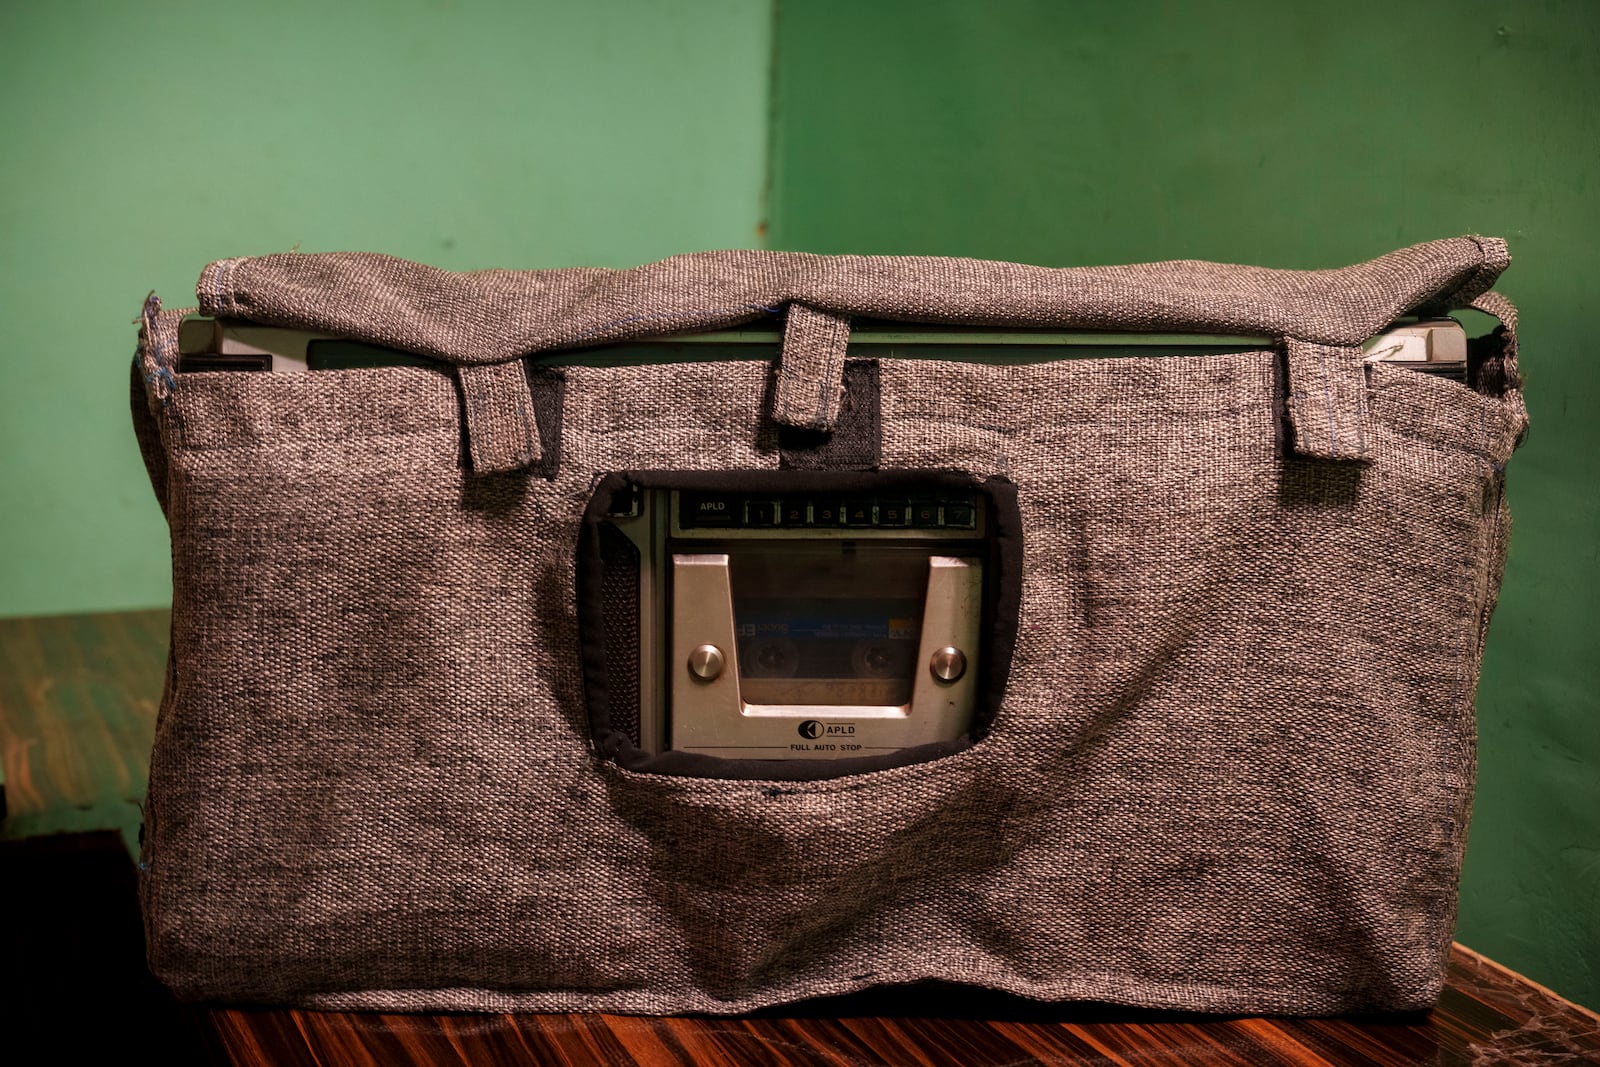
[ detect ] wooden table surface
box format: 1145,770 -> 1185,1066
3,609 -> 1596,1066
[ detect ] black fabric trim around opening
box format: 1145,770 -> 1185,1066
576,469 -> 1023,781
778,359 -> 880,471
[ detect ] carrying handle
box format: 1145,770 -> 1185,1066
193,238 -> 1510,363
163,237 -> 1523,469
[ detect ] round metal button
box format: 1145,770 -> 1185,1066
929,646 -> 966,683
688,644 -> 725,681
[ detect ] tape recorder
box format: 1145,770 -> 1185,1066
580,473 -> 1015,766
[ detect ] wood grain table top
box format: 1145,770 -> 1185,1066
3,609 -> 1596,1065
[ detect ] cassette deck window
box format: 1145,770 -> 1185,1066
578,471 -> 1024,781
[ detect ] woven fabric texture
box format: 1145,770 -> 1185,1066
775,304 -> 851,431
458,360 -> 542,472
135,238 -> 1525,1016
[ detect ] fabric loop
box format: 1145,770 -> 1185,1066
136,238 -> 1530,1015
1465,290 -> 1527,452
1469,290 -> 1520,373
775,305 -> 850,432
457,360 -> 542,473
1284,339 -> 1372,461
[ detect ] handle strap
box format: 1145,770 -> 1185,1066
468,302 -> 854,471
1283,340 -> 1369,460
195,238 -> 1507,358
774,305 -> 851,433
459,362 -> 543,471
145,240 -> 1521,470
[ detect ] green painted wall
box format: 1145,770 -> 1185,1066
770,0 -> 1599,1008
0,0 -> 771,617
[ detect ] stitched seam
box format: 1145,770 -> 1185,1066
1319,344 -> 1340,457
778,307 -> 802,425
813,317 -> 846,429
462,361 -> 541,468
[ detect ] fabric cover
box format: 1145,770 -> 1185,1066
133,237 -> 1525,1014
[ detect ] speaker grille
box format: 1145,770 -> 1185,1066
598,523 -> 641,748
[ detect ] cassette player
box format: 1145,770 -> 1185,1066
579,472 -> 1022,773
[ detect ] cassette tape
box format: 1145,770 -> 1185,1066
579,473 -> 1021,768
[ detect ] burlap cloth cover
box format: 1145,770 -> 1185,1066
131,237 -> 1526,1014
